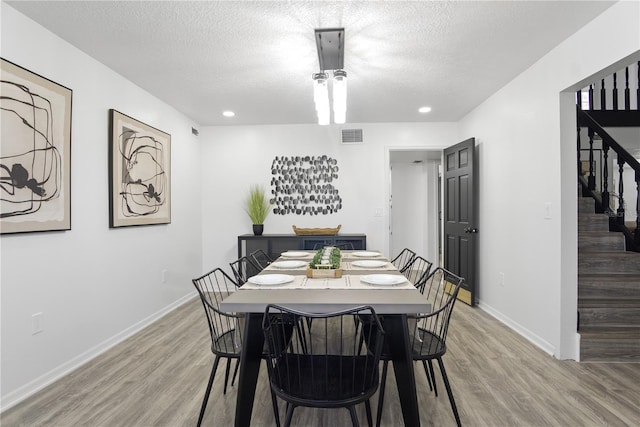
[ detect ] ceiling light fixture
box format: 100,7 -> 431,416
313,28 -> 347,125
222,110 -> 235,117
418,106 -> 432,114
312,72 -> 330,126
333,69 -> 347,124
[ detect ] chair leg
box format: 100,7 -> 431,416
231,358 -> 240,386
283,403 -> 296,427
436,357 -> 461,427
348,406 -> 360,427
197,355 -> 220,427
421,360 -> 434,392
427,359 -> 438,397
375,360 -> 389,427
270,388 -> 281,427
223,357 -> 232,394
365,399 -> 373,427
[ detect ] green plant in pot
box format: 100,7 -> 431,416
246,185 -> 271,235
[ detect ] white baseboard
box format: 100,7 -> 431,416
477,299 -> 557,357
0,292 -> 198,412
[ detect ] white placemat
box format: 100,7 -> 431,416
240,275 -> 415,290
278,251 -> 314,259
343,261 -> 396,271
342,253 -> 390,262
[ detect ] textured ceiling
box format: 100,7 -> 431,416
7,1 -> 615,126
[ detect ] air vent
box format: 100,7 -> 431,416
191,127 -> 199,136
341,128 -> 363,144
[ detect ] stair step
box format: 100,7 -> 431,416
578,231 -> 626,252
580,327 -> 640,362
579,303 -> 640,328
579,274 -> 640,299
579,252 -> 640,274
578,197 -> 596,214
578,214 -> 609,232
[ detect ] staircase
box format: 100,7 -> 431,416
578,197 -> 640,362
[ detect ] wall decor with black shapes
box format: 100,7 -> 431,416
271,155 -> 342,215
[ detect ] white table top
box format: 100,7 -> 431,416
222,250 -> 429,314
220,288 -> 429,314
221,269 -> 429,314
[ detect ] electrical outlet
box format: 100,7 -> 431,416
544,202 -> 552,219
32,312 -> 44,335
161,269 -> 168,283
499,272 -> 505,287
374,207 -> 383,217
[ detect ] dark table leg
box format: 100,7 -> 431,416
385,314 -> 421,427
235,312 -> 263,427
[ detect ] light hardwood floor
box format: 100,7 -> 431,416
2,297 -> 639,426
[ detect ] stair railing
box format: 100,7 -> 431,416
577,109 -> 640,251
576,61 -> 640,252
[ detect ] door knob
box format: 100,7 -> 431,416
464,227 -> 478,234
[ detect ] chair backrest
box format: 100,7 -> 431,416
402,255 -> 433,288
229,256 -> 261,285
391,248 -> 416,272
250,249 -> 273,270
192,267 -> 243,356
409,267 -> 464,355
262,304 -> 385,407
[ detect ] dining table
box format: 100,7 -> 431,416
220,250 -> 430,427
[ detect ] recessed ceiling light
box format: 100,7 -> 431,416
222,111 -> 235,117
418,106 -> 432,114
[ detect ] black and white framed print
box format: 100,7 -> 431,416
1,58 -> 72,234
109,109 -> 171,227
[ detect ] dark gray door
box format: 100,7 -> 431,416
443,138 -> 477,306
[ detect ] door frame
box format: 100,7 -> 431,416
385,146 -> 444,264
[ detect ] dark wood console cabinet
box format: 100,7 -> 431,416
237,234 -> 367,259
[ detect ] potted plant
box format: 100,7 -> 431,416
246,185 -> 271,235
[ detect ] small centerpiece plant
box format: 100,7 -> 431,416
307,246 -> 342,277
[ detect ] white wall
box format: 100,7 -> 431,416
391,162 -> 427,257
459,1 -> 640,359
389,159 -> 440,264
200,123 -> 458,274
1,4 -> 202,408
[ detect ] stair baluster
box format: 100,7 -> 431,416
588,84 -> 594,110
624,67 -> 630,111
617,158 -> 625,226
612,72 -> 618,111
600,78 -> 606,110
576,119 -> 582,171
588,128 -> 596,191
602,142 -> 610,212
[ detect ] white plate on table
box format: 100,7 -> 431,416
360,274 -> 406,286
352,260 -> 387,268
352,251 -> 381,258
271,260 -> 307,269
280,251 -> 309,258
247,274 -> 294,286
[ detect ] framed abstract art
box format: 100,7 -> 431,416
1,58 -> 72,234
108,109 -> 171,227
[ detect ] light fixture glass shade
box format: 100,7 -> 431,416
313,72 -> 330,125
333,70 -> 347,124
